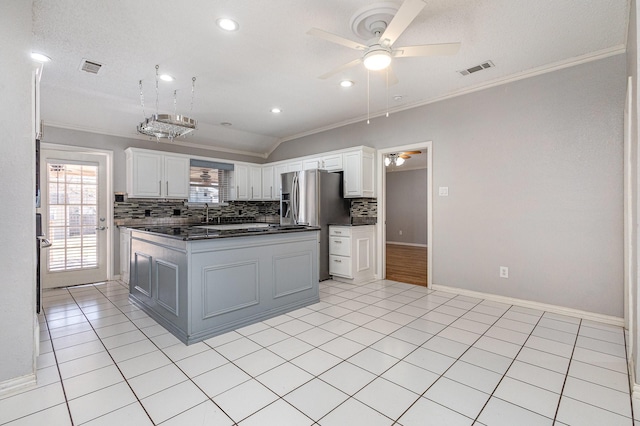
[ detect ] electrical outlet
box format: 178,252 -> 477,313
399,230 -> 403,235
499,266 -> 509,279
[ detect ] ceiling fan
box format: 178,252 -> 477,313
307,0 -> 460,81
385,150 -> 421,166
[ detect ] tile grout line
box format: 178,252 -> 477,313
40,287 -> 75,426
550,318 -> 581,424
61,282 -> 157,425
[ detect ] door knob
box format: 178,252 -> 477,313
96,226 -> 107,231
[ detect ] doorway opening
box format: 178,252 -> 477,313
376,142 -> 433,287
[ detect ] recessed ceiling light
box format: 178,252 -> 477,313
220,122 -> 232,126
340,80 -> 354,88
159,74 -> 174,82
31,52 -> 51,63
216,18 -> 239,31
271,108 -> 282,114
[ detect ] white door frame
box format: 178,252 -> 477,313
624,76 -> 634,354
376,141 -> 433,287
40,143 -> 114,282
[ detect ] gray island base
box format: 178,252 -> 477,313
129,229 -> 320,345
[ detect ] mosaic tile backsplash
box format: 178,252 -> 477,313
114,198 -> 376,225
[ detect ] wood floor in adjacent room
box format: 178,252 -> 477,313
385,243 -> 428,286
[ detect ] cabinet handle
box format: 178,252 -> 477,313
335,231 -> 342,234
237,186 -> 239,198
270,186 -> 273,199
166,181 -> 169,195
334,259 -> 342,263
159,180 -> 162,195
334,240 -> 342,244
251,187 -> 254,198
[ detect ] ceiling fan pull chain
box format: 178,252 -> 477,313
367,70 -> 370,124
173,90 -> 177,116
386,69 -> 389,117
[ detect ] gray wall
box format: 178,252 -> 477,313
386,169 -> 427,245
0,0 -> 36,384
270,54 -> 626,317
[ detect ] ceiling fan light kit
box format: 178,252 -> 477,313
363,48 -> 392,70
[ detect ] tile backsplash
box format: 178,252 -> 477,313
114,197 -> 376,226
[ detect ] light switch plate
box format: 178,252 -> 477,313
439,187 -> 449,196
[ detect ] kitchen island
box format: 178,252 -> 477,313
128,224 -> 320,344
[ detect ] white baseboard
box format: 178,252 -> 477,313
386,241 -> 428,248
430,284 -> 624,326
0,373 -> 36,398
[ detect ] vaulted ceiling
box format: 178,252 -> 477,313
32,0 -> 629,158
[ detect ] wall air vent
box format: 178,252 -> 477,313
458,60 -> 494,76
79,59 -> 103,74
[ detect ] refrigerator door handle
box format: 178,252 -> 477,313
292,173 -> 299,224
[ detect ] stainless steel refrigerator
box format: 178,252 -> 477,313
281,169 -> 350,281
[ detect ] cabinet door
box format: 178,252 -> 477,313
129,151 -> 163,197
164,156 -> 190,198
262,166 -> 275,200
321,154 -> 343,171
250,166 -> 262,199
274,164 -> 288,199
288,161 -> 303,172
120,229 -> 131,284
234,164 -> 250,200
303,158 -> 322,170
361,150 -> 375,197
343,151 -> 361,198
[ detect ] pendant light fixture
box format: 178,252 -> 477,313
137,65 -> 197,141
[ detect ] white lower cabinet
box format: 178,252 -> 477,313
329,225 -> 375,283
119,227 -> 131,284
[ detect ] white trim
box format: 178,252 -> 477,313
377,141 -> 433,288
624,76 -> 634,356
386,241 -> 427,248
44,121 -> 268,159
431,284 -> 624,326
266,46 -> 625,157
0,374 -> 36,398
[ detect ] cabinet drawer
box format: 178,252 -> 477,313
329,237 -> 350,256
329,255 -> 352,278
329,227 -> 351,237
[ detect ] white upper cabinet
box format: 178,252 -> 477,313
321,153 -> 343,171
274,163 -> 289,199
302,154 -> 343,171
262,165 -> 275,200
125,148 -> 189,199
288,161 -> 303,172
232,163 -> 263,200
343,147 -> 375,198
250,166 -> 262,199
303,158 -> 322,170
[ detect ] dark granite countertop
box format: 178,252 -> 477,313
128,224 -> 320,241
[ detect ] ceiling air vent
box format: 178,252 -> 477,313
79,59 -> 103,74
458,60 -> 494,76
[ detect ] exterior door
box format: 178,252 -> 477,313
40,149 -> 109,288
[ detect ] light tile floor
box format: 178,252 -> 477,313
1,279 -> 636,425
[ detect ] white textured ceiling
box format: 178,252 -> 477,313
32,0 -> 629,158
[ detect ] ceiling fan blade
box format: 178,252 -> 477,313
307,28 -> 368,51
318,58 -> 362,80
402,150 -> 422,155
399,154 -> 411,159
379,0 -> 426,47
393,43 -> 461,58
